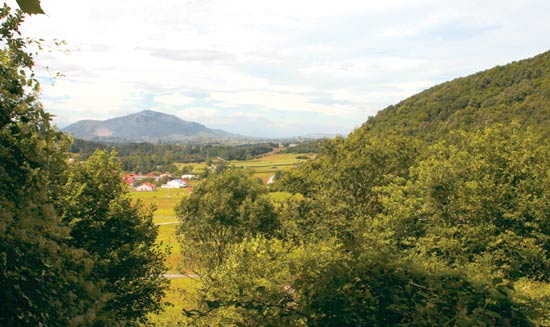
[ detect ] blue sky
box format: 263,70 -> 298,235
10,0 -> 550,137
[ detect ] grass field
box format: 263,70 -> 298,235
229,153 -> 313,183
131,188 -> 185,273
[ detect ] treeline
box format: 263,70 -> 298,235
282,139 -> 323,153
70,139 -> 276,172
1,8 -> 166,326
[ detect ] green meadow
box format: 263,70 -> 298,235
229,152 -> 314,182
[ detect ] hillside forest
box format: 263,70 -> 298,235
2,4 -> 550,327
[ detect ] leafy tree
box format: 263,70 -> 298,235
277,133 -> 420,248
60,150 -> 168,326
188,238 -> 532,327
176,169 -> 279,273
0,6 -> 101,326
375,125 -> 550,281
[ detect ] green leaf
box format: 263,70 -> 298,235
16,0 -> 45,15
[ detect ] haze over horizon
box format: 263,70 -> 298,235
9,0 -> 550,137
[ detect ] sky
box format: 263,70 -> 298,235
7,0 -> 550,137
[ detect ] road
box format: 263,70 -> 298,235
163,273 -> 199,279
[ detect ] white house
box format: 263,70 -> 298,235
135,182 -> 156,192
161,179 -> 188,189
181,174 -> 199,179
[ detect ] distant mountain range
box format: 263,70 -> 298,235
62,110 -> 243,143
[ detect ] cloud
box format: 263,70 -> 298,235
140,48 -> 235,63
176,107 -> 221,124
154,93 -> 196,107
13,0 -> 550,136
210,90 -> 366,119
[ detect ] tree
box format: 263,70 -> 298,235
0,6 -> 101,326
375,125 -> 550,281
187,238 -> 532,327
60,150 -> 168,326
277,133 -> 420,249
176,169 -> 279,273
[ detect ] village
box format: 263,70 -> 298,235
123,172 -> 199,192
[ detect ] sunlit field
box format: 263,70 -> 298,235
131,187 -> 188,219
229,153 -> 314,183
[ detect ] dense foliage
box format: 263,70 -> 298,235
60,150 -> 168,325
282,139 -> 322,154
0,6 -> 166,326
176,169 -> 278,273
363,51 -> 550,142
0,7 -> 101,326
177,51 -> 550,326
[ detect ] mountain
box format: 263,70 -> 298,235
63,110 -> 243,143
361,51 -> 550,141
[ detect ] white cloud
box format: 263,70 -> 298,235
176,107 -> 221,124
210,90 -> 365,119
154,93 -> 195,107
7,0 -> 549,136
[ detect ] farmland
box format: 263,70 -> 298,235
229,152 -> 313,182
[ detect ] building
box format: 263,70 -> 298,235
161,179 -> 188,189
135,182 -> 157,192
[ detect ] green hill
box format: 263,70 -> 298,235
362,51 -> 550,141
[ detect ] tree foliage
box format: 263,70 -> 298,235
188,238 -> 532,327
176,169 -> 279,273
0,6 -> 100,326
0,7 -> 168,325
362,51 -> 550,142
182,125 -> 549,324
374,125 -> 550,281
60,150 -> 168,325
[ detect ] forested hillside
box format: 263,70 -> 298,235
176,52 -> 550,325
363,51 -> 550,141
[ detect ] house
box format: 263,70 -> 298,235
161,179 -> 187,189
135,182 -> 157,192
181,174 -> 199,179
124,177 -> 136,187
